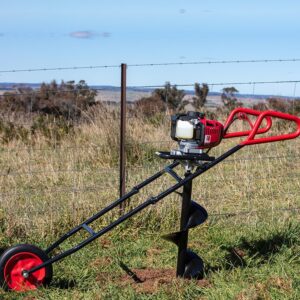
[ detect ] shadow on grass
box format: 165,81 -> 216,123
206,224 -> 299,273
51,278 -> 77,289
238,233 -> 293,262
205,247 -> 246,273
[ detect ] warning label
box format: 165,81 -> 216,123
204,135 -> 211,144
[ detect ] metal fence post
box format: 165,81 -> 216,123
119,63 -> 127,210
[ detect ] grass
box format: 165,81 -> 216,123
0,219 -> 299,299
0,107 -> 299,299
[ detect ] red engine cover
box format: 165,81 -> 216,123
200,118 -> 224,148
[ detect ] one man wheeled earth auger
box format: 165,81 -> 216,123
0,107 -> 299,291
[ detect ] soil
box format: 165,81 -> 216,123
119,268 -> 211,294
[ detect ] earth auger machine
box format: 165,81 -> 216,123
0,107 -> 299,291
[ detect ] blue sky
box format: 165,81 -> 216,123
1,0 -> 300,95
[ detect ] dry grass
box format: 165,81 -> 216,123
0,107 -> 299,243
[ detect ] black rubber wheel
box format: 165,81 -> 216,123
0,244 -> 53,291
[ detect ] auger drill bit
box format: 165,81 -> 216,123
163,172 -> 208,279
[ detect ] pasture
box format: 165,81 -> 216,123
0,108 -> 299,299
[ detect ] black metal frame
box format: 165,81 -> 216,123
25,144 -> 243,276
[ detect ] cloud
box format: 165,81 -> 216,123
100,32 -> 111,38
70,31 -> 95,39
69,31 -> 111,39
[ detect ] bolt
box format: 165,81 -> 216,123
22,270 -> 29,278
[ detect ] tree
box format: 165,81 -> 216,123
152,82 -> 185,110
0,80 -> 97,119
134,96 -> 165,116
221,86 -> 241,109
192,83 -> 209,109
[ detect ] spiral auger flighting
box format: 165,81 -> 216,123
163,171 -> 208,279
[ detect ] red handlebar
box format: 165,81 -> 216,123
223,107 -> 300,146
223,108 -> 273,138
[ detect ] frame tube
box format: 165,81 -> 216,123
46,161 -> 180,253
28,145 -> 243,275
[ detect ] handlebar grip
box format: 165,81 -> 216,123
240,110 -> 300,145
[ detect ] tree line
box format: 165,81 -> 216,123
0,80 -> 299,119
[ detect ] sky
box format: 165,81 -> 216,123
1,0 -> 300,96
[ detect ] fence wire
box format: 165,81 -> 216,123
1,80 -> 300,98
210,206 -> 300,218
0,154 -> 299,177
1,58 -> 300,73
129,80 -> 300,89
0,170 -> 298,200
5,197 -> 300,221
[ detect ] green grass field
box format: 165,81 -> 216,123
0,109 -> 299,299
0,219 -> 299,299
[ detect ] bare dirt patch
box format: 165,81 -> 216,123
267,276 -> 292,292
119,268 -> 211,293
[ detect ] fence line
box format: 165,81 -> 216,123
1,141 -> 173,154
198,172 -> 300,182
1,58 -> 300,73
127,58 -> 300,67
2,80 -> 300,99
0,167 -> 119,177
0,154 -> 299,177
0,172 -> 299,199
210,206 -> 300,218
0,163 -> 168,177
0,184 -> 114,199
0,65 -> 120,73
222,154 -> 300,163
0,115 -> 143,127
0,116 -> 144,127
129,80 -> 300,89
0,140 -> 299,157
6,198 -> 300,220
